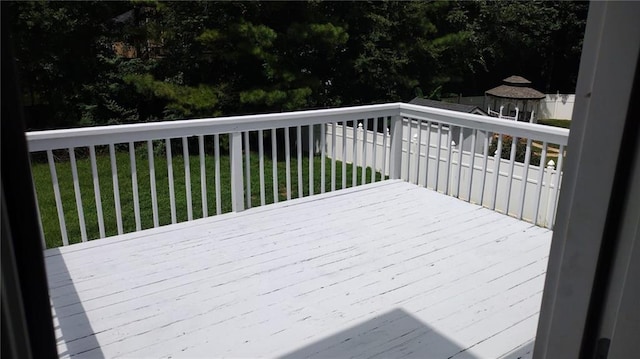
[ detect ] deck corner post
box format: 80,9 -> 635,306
230,131 -> 245,212
389,115 -> 404,180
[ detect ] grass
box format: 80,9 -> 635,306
32,147 -> 384,248
537,119 -> 571,129
533,119 -> 571,163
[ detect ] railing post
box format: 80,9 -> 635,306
230,132 -> 245,212
389,115 -> 403,180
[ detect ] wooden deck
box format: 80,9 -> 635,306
45,180 -> 552,358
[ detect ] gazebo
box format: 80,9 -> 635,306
485,75 -> 545,123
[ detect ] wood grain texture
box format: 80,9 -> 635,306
46,180 -> 552,358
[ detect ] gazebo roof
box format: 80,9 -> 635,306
485,75 -> 545,100
502,75 -> 532,85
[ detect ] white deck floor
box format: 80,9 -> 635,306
45,180 -> 552,359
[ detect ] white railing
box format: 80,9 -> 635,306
328,104 -> 568,227
26,103 -> 569,247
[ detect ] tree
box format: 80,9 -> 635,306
447,1 -> 588,94
8,1 -> 132,128
330,1 -> 474,104
9,1 -> 587,128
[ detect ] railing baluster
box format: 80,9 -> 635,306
32,180 -> 46,248
382,118 -> 388,179
342,122 -> 347,189
505,136 -> 519,215
435,123 -> 442,192
444,126 -> 453,195
491,135 -> 503,210
147,140 -> 159,227
297,126 -> 303,197
321,124 -> 326,193
361,119 -> 368,185
244,131 -> 251,208
109,143 -> 123,235
129,142 -> 141,231
258,130 -> 265,206
550,145 -> 565,229
230,132 -> 245,212
533,141 -> 548,225
424,121 -> 432,188
371,117 -> 378,183
456,127 -> 464,198
68,147 -> 87,242
89,145 -> 106,237
352,120 -> 358,187
285,127 -> 291,200
331,123 -> 337,192
518,138 -> 533,220
479,132 -> 489,206
165,139 -> 177,224
182,137 -> 193,221
414,120 -> 422,185
466,130 -> 478,202
214,134 -> 222,214
406,118 -> 412,181
198,135 -> 208,217
47,150 -> 68,246
271,129 -> 278,203
308,125 -> 314,195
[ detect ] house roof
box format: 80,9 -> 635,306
485,75 -> 546,100
408,97 -> 487,115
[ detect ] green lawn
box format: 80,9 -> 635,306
32,148 -> 384,248
537,119 -> 571,129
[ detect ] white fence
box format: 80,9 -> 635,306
446,94 -> 576,120
326,121 -> 563,227
539,93 -> 575,120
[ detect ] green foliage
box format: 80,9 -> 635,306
239,88 -> 313,111
537,119 -> 571,129
124,74 -> 223,118
448,1 -> 588,93
77,55 -> 153,126
240,89 -> 287,107
489,135 -> 542,167
196,29 -> 222,44
9,1 -> 587,127
236,21 -> 277,58
332,1 -> 475,104
8,1 -> 130,128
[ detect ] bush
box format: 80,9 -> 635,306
489,135 -> 541,166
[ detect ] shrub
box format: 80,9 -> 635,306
489,135 -> 542,166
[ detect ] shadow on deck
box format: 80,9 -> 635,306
279,308 -> 476,359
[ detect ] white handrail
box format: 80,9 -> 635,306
399,104 -> 569,146
26,103 -> 400,151
26,103 -> 569,151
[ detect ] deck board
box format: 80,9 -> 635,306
46,180 -> 552,358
